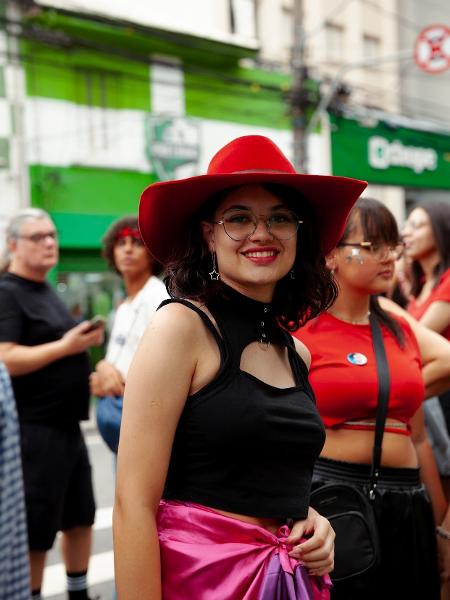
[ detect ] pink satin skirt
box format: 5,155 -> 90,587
157,500 -> 331,600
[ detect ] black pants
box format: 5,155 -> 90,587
312,457 -> 440,600
20,422 -> 96,551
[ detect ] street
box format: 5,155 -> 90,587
43,416 -> 116,600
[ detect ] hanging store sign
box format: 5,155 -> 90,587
145,116 -> 201,181
330,115 -> 450,189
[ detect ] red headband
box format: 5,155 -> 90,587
115,227 -> 141,241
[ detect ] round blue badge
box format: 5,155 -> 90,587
347,352 -> 368,366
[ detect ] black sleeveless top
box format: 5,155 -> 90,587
162,286 -> 326,520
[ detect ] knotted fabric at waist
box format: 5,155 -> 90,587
157,500 -> 331,600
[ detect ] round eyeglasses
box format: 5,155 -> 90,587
338,241 -> 405,261
211,208 -> 302,241
18,231 -> 58,245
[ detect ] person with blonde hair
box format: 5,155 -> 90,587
0,208 -> 103,600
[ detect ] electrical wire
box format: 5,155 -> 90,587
358,0 -> 424,32
3,43 -> 449,142
0,51 -> 287,102
2,5 -> 450,138
417,0 -> 450,12
304,0 -> 355,39
0,19 -> 292,97
14,6 -> 258,59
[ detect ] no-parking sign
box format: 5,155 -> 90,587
414,24 -> 450,73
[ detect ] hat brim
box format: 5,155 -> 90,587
139,172 -> 367,263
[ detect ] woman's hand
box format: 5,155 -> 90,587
89,372 -> 104,396
286,506 -> 335,576
94,359 -> 125,396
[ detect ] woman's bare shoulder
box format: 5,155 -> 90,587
148,300 -> 206,335
292,336 -> 311,370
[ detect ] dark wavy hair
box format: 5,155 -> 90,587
409,201 -> 450,297
164,183 -> 338,331
341,197 -> 404,346
102,215 -> 164,276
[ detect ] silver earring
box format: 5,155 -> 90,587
209,252 -> 220,280
289,269 -> 296,280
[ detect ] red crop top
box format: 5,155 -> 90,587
294,312 -> 424,435
408,268 -> 450,341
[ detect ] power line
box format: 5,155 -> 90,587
341,86 -> 450,130
337,65 -> 450,114
0,15 -> 286,93
0,46 -> 288,99
304,0 -> 355,39
418,0 -> 450,12
3,5 -> 450,139
358,0 -> 423,32
342,75 -> 450,114
12,5 -> 257,59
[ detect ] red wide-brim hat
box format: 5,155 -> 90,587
139,135 -> 367,263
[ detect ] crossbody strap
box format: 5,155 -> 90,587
369,313 -> 391,501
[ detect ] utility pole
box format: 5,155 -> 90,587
291,0 -> 308,173
305,48 -> 414,136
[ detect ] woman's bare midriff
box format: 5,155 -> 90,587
322,420 -> 418,468
212,508 -> 285,534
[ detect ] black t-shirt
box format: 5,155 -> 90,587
0,272 -> 91,425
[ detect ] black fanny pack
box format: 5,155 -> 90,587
310,314 -> 390,582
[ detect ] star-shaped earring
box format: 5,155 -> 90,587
209,251 -> 220,280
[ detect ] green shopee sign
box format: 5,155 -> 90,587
331,115 -> 450,189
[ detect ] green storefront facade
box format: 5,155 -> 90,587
20,8 -> 293,280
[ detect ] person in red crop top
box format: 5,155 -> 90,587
403,202 -> 450,443
295,198 -> 450,600
113,135 -> 367,600
403,201 -> 450,341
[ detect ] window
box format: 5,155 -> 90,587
325,23 -> 344,63
363,34 -> 380,62
230,0 -> 256,38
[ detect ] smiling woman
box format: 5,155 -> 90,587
403,201 -> 450,342
113,135 -> 367,600
202,185 -> 299,298
403,202 -> 450,489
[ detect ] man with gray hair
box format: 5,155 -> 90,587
0,208 -> 103,600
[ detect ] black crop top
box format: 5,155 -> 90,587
161,286 -> 326,520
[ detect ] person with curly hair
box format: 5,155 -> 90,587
113,135 -> 367,600
90,216 -> 168,454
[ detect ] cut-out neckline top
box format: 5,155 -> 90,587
160,284 -> 326,520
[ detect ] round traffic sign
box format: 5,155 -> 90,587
414,24 -> 450,73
